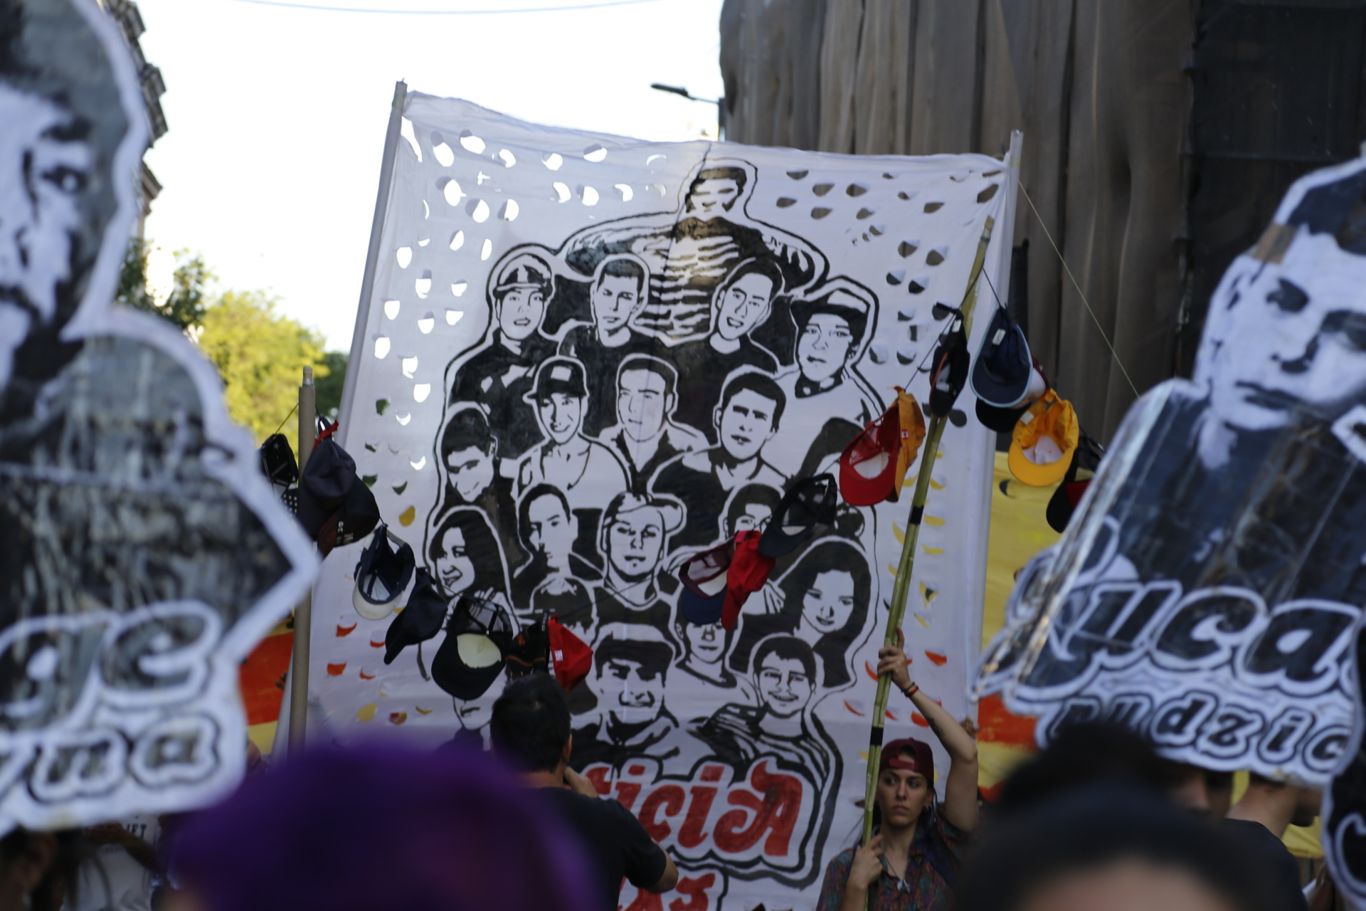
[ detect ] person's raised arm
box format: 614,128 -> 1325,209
877,636 -> 979,832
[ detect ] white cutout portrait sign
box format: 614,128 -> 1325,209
319,93 -> 1015,908
0,0 -> 315,832
976,157 -> 1366,906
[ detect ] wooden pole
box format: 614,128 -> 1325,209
861,216 -> 996,845
288,366 -> 317,754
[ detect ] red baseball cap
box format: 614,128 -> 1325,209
547,616 -> 592,692
839,389 -> 925,506
722,531 -> 775,630
880,737 -> 935,783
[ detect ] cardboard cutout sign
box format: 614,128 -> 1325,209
0,0 -> 315,832
317,95 -> 1016,908
975,157 -> 1366,905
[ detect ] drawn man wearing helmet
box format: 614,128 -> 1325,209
448,247 -> 558,464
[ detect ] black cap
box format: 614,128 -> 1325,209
1046,437 -> 1103,533
383,570 -> 448,665
758,473 -> 837,558
971,308 -> 1033,407
258,433 -> 298,488
976,398 -> 1029,433
524,356 -> 588,402
353,526 -> 416,619
431,594 -> 515,700
297,438 -> 355,537
928,318 -> 969,418
504,619 -> 549,679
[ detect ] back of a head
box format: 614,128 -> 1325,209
171,742 -> 592,911
992,721 -> 1168,818
491,672 -> 571,773
958,784 -> 1279,911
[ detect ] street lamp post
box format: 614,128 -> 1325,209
650,82 -> 724,140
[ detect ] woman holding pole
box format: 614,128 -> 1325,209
816,634 -> 979,911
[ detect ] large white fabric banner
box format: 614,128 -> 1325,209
314,93 -> 1014,909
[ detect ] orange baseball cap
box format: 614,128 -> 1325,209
1008,389 -> 1079,487
839,389 -> 925,505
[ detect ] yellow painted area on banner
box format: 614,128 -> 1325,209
978,453 -> 1321,857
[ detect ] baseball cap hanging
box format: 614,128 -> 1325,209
298,438 -> 380,556
1046,435 -> 1104,533
431,593 -> 514,701
547,616 -> 593,692
928,316 -> 970,418
976,356 -> 1050,432
758,474 -> 837,558
383,569 -> 447,665
352,526 -> 416,621
839,390 -> 926,506
723,530 -> 776,630
678,539 -> 736,625
504,619 -> 549,679
971,308 -> 1035,407
1008,389 -> 1080,487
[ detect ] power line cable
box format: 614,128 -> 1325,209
230,0 -> 666,15
1017,182 -> 1140,400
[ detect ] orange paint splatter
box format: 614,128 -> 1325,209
912,712 -> 929,728
358,670 -> 376,681
884,710 -> 897,721
336,623 -> 357,637
864,661 -> 879,681
389,712 -> 408,725
370,638 -> 385,648
924,651 -> 948,666
844,699 -> 866,717
326,662 -> 347,676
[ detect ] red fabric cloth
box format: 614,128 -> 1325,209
722,531 -> 775,630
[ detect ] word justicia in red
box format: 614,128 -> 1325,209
585,759 -> 830,886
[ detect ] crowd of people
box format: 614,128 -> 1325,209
0,645 -> 1339,911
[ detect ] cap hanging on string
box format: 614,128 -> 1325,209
758,474 -> 837,558
1008,389 -> 1080,487
839,390 -> 925,505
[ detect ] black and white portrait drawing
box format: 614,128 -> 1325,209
0,0 -> 313,831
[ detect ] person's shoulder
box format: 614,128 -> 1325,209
824,844 -> 857,874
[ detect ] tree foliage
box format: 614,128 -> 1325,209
314,350 -> 349,423
116,240 -> 212,333
197,291 -> 330,451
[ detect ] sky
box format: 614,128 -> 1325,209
137,0 -> 726,352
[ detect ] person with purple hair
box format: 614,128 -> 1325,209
167,743 -> 597,911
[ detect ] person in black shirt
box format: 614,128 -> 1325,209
1225,774 -> 1320,911
490,674 -> 679,909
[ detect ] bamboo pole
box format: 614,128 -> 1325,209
288,367 -> 317,754
861,216 -> 995,844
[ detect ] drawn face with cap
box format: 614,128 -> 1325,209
435,526 -> 476,595
756,653 -> 813,719
715,272 -> 776,342
535,391 -> 584,446
685,175 -> 742,221
525,492 -> 576,570
1208,232 -> 1366,432
617,366 -> 671,443
592,272 -> 644,336
728,501 -> 774,537
797,312 -> 855,384
0,84 -> 94,389
601,656 -> 665,725
800,569 -> 857,637
453,670 -> 504,730
683,622 -> 729,667
444,444 -> 494,502
715,388 -> 779,462
496,286 -> 545,343
605,506 -> 666,584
